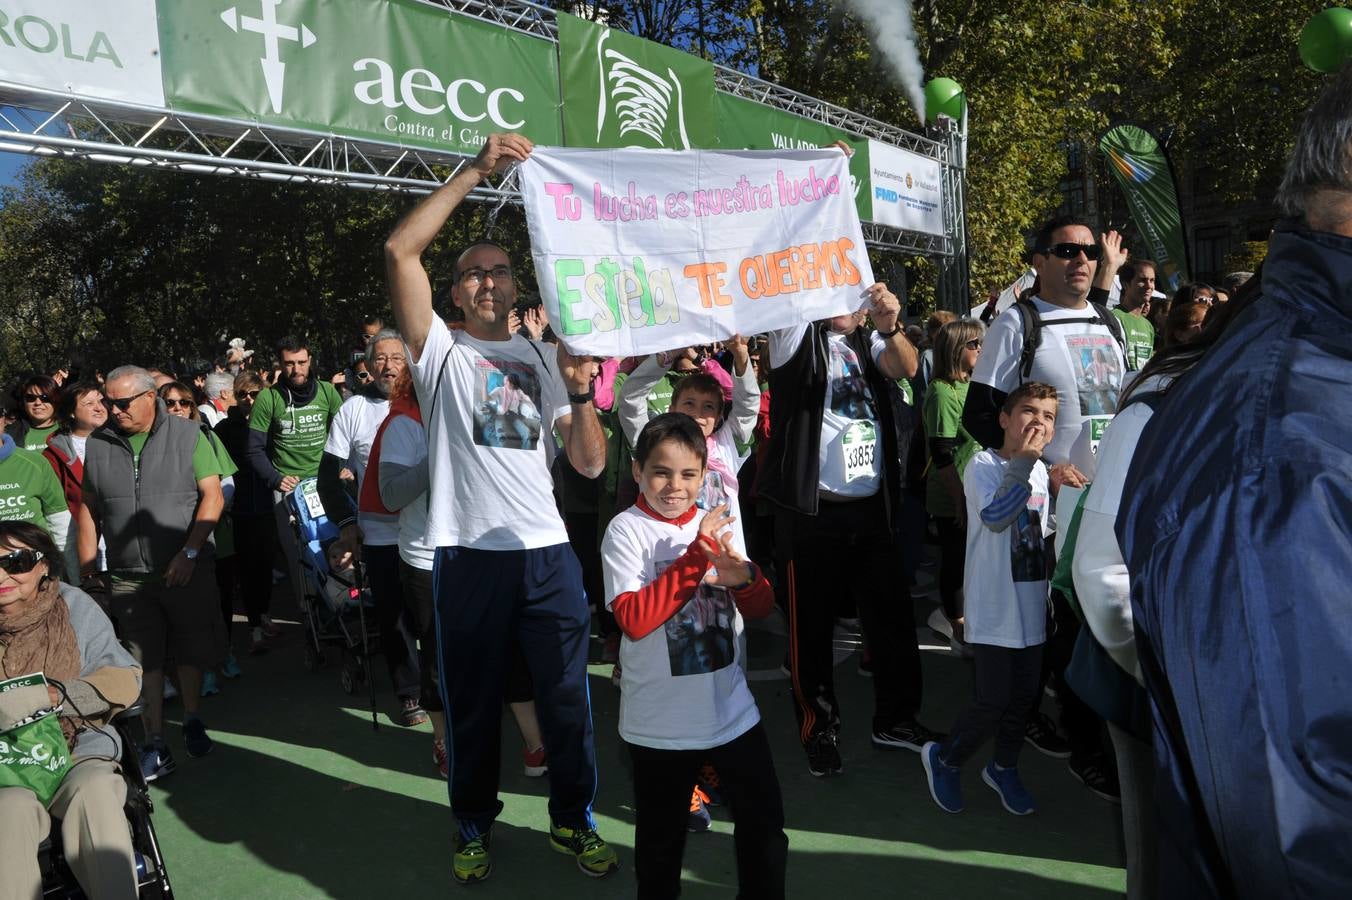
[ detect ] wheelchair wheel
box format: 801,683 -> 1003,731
303,642 -> 323,672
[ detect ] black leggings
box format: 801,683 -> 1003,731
933,516 -> 966,621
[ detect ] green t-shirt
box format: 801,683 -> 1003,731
19,424 -> 57,453
1112,308 -> 1156,371
248,382 -> 342,479
126,430 -> 232,482
0,446 -> 67,532
922,379 -> 980,519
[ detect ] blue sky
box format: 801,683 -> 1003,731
0,150 -> 29,188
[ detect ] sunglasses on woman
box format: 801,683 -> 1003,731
164,398 -> 195,409
23,393 -> 51,404
1038,242 -> 1103,261
243,390 -> 262,399
0,549 -> 44,574
965,338 -> 983,350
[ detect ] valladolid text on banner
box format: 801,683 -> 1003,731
520,147 -> 876,359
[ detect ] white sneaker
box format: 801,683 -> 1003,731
162,679 -> 179,701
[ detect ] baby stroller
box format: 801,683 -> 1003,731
287,479 -> 380,724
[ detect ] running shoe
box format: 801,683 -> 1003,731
687,786 -> 712,833
1025,712 -> 1071,759
523,745 -> 548,778
872,720 -> 947,752
220,653 -> 243,679
139,739 -> 176,783
161,679 -> 179,701
982,762 -> 1037,815
183,717 -> 213,759
806,730 -> 843,777
549,823 -> 619,877
920,742 -> 963,813
1069,754 -> 1122,803
400,697 -> 430,727
453,829 -> 492,884
199,671 -> 220,697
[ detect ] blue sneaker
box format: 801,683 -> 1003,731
221,653 -> 243,679
183,717 -> 213,759
982,762 -> 1037,815
921,742 -> 963,813
139,739 -> 176,783
200,671 -> 220,697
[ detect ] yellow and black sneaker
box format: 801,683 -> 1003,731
453,829 -> 492,884
548,822 -> 619,877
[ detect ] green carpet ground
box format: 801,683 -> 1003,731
145,579 -> 1127,899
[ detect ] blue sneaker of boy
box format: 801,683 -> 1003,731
921,741 -> 963,813
982,761 -> 1037,815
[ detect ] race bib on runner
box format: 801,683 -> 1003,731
841,420 -> 877,482
1088,415 -> 1112,455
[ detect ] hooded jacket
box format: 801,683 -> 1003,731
1117,225 -> 1352,898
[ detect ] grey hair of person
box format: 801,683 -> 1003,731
105,365 -> 156,394
366,327 -> 403,357
204,372 -> 234,399
1276,64 -> 1352,221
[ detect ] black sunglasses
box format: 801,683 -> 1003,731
0,549 -> 44,575
164,398 -> 195,409
104,389 -> 153,412
965,338 -> 983,350
23,393 -> 51,403
243,390 -> 262,400
1038,242 -> 1103,261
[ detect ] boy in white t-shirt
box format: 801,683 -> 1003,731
921,382 -> 1058,817
601,413 -> 786,899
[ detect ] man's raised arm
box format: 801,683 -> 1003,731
384,133 -> 534,361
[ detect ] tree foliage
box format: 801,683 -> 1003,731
0,0 -> 1333,386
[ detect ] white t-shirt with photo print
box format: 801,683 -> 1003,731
602,504 -> 760,750
768,324 -> 886,497
408,317 -> 570,550
971,296 -> 1127,478
962,449 -> 1053,649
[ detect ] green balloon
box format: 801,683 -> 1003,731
1299,7 -> 1352,74
923,78 -> 965,122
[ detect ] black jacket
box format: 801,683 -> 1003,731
758,323 -> 902,524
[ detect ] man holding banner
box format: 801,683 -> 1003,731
384,133 -> 617,885
760,297 -> 943,776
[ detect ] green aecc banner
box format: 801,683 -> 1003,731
715,93 -> 871,222
1099,124 -> 1190,291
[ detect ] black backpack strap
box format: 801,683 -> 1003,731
1014,297 -> 1044,383
1090,300 -> 1128,361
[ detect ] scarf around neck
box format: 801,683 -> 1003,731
0,577 -> 82,749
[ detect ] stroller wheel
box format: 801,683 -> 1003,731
340,660 -> 360,695
303,642 -> 323,672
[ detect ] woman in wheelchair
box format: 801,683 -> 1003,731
0,521 -> 143,900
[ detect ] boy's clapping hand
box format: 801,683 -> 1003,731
695,504 -> 753,587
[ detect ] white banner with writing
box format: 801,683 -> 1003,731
0,0 -> 164,107
520,147 -> 876,358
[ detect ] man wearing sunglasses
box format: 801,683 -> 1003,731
79,365 -> 232,779
962,215 -> 1129,803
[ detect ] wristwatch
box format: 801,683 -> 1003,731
567,387 -> 595,404
877,322 -> 904,338
182,547 -> 199,561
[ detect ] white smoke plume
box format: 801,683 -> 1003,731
838,0 -> 927,123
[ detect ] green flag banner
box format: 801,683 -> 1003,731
1099,124 -> 1189,291
715,93 -> 871,221
156,0 -> 562,156
556,12 -> 716,150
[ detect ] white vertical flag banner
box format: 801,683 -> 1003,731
520,147 -> 876,358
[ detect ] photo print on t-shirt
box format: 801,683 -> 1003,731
697,468 -> 727,512
828,340 -> 877,421
1010,498 -> 1046,583
472,357 -> 544,451
654,553 -> 737,677
1064,333 -> 1123,415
